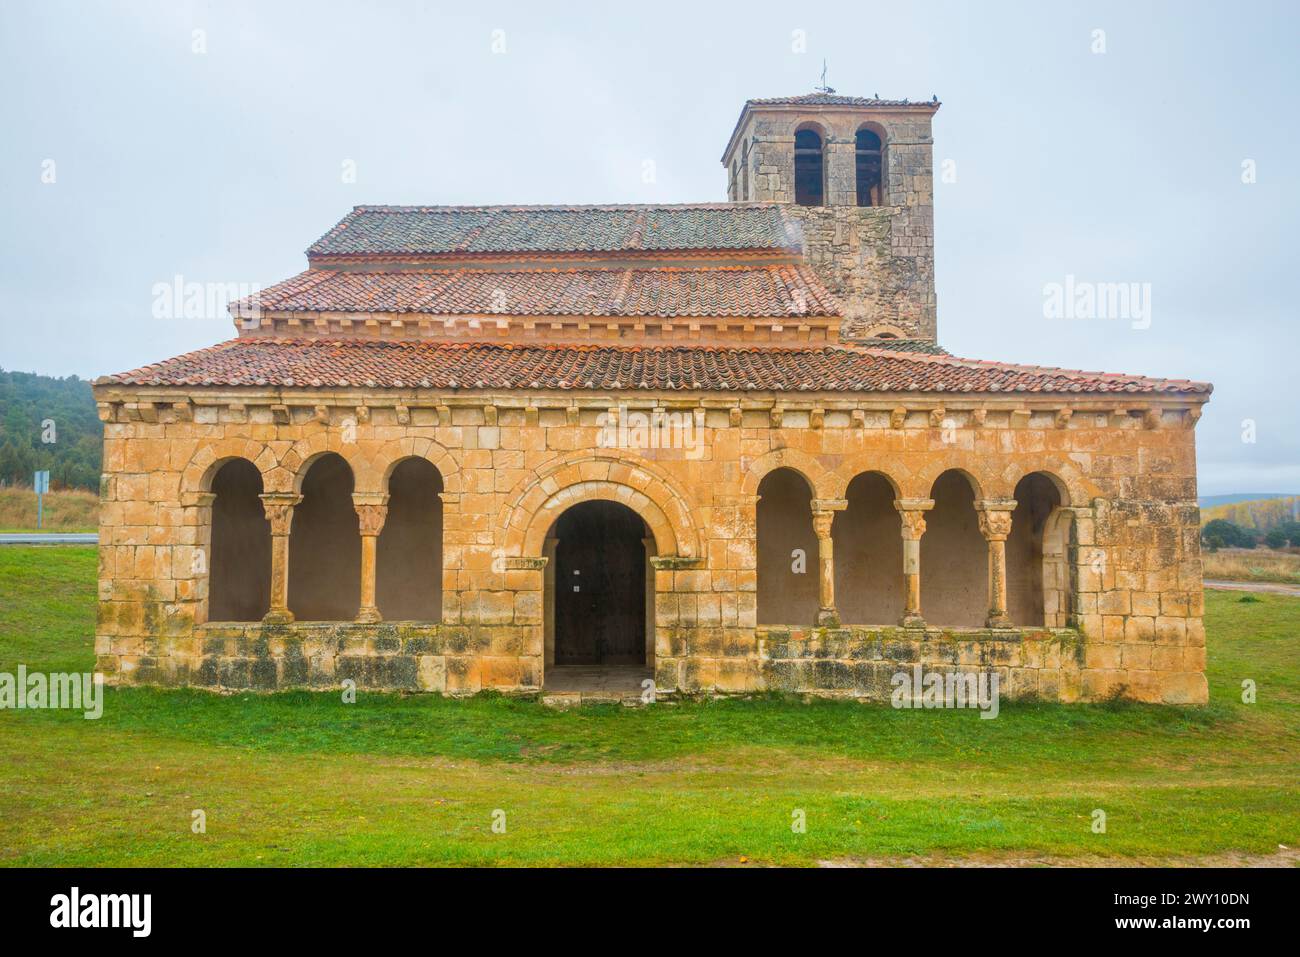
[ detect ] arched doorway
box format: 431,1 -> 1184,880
549,500 -> 651,670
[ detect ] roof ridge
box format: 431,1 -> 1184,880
349,202 -> 784,213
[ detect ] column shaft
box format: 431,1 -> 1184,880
353,499 -> 389,624
894,498 -> 934,628
259,493 -> 302,624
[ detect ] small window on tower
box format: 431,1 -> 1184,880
856,128 -> 884,207
794,128 -> 824,206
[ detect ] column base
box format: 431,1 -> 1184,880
355,606 -> 382,624
263,608 -> 295,625
815,609 -> 841,628
899,613 -> 927,629
985,613 -> 1013,628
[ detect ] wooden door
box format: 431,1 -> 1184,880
554,501 -> 645,665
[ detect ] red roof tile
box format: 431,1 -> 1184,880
242,264 -> 840,318
99,338 -> 1212,396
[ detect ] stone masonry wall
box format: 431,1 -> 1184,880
92,388 -> 1208,704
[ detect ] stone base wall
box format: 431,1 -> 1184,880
105,620 -> 1204,705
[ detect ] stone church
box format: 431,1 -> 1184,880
93,92 -> 1211,703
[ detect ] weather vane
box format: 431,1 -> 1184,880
815,59 -> 835,94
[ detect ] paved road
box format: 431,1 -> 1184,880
1204,578 -> 1300,597
0,533 -> 98,545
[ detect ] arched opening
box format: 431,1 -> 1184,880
730,159 -> 739,201
376,458 -> 443,621
757,467 -> 818,625
288,453 -> 360,621
922,470 -> 986,627
208,458 -> 270,622
794,127 -> 825,207
833,472 -> 904,624
855,127 -> 884,207
1007,472 -> 1073,627
550,500 -> 649,667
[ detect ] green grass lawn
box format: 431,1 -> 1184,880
1,546 -> 1296,866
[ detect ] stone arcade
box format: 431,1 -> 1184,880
93,92 -> 1211,703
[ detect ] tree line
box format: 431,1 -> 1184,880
0,369 -> 103,492
1202,518 -> 1300,551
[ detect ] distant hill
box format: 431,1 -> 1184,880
1201,495 -> 1300,531
0,370 -> 102,492
1199,492 -> 1298,508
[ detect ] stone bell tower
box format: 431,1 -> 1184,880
721,92 -> 940,342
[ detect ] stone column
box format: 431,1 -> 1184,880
353,493 -> 390,624
894,498 -> 934,628
543,535 -> 559,668
811,499 -> 847,627
976,499 -> 1017,628
642,536 -> 657,665
259,492 -> 302,624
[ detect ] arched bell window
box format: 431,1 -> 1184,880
855,127 -> 884,207
794,128 -> 825,206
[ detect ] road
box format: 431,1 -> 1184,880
1204,578 -> 1300,597
0,533 -> 98,545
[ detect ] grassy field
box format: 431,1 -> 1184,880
0,486 -> 98,533
1202,547 -> 1300,585
0,546 -> 1296,866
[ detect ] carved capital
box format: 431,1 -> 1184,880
976,498 -> 1017,541
352,494 -> 390,537
894,498 -> 934,540
812,511 -> 835,540
259,493 -> 302,536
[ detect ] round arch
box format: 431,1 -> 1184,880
991,459 -> 1097,507
368,436 -> 462,495
276,433 -> 370,495
912,460 -> 991,501
741,447 -> 827,498
515,480 -> 679,558
501,450 -> 701,558
823,460 -> 906,501
180,438 -> 278,499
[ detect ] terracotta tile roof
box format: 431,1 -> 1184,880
243,264 -> 840,318
307,204 -> 801,259
100,339 -> 1212,396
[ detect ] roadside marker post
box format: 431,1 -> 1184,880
34,470 -> 50,529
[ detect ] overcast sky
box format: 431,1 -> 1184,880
1,0 -> 1296,495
